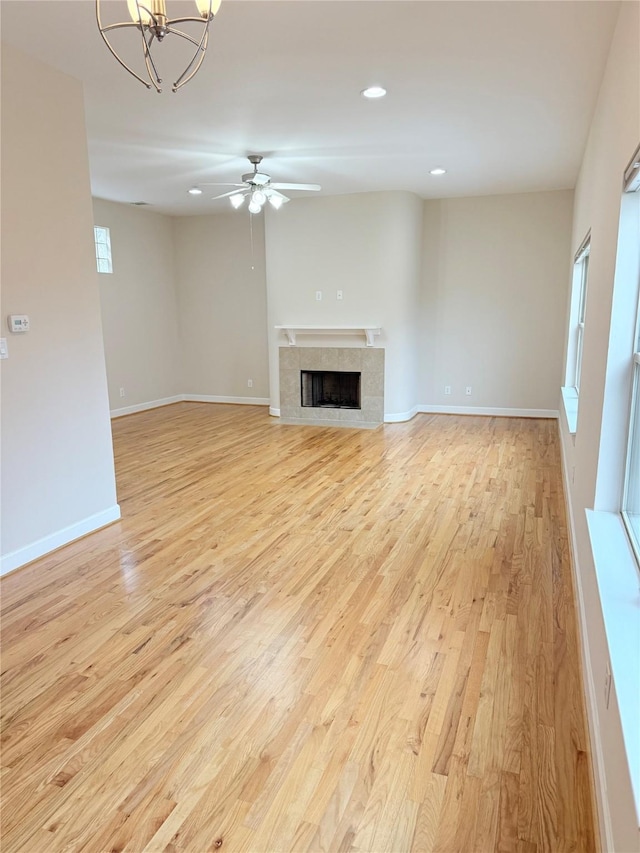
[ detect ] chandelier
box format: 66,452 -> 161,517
96,0 -> 221,93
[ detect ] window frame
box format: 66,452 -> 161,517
94,225 -> 113,274
620,145 -> 640,566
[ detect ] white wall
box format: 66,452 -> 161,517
264,192 -> 423,418
1,44 -> 119,573
421,191 -> 573,411
558,2 -> 640,849
173,212 -> 269,401
92,199 -> 183,413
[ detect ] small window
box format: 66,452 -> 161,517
562,233 -> 590,434
570,237 -> 590,393
94,226 -> 112,274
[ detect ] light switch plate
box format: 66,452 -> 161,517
0,338 -> 8,359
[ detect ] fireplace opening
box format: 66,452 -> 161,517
301,370 -> 361,409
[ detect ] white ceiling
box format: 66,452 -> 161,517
0,0 -> 620,216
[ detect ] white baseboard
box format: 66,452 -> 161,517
558,427 -> 612,852
111,395 -> 271,418
184,395 -> 270,406
384,407 -> 419,423
111,395 -> 184,418
272,404 -> 559,423
0,505 -> 121,577
416,405 -> 559,418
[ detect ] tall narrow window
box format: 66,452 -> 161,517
621,147 -> 640,564
94,226 -> 113,274
571,237 -> 590,392
562,233 -> 591,434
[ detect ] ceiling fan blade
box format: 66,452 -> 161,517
269,182 -> 321,192
200,182 -> 247,187
211,189 -> 247,200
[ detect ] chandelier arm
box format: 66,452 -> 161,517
169,26 -> 211,91
164,24 -> 207,51
135,2 -> 158,27
141,29 -> 163,90
95,0 -> 152,89
166,16 -> 215,27
99,21 -> 145,34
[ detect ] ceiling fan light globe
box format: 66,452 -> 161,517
269,196 -> 284,210
230,194 -> 245,209
248,200 -> 261,214
252,190 -> 266,206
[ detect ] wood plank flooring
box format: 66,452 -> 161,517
0,403 -> 596,852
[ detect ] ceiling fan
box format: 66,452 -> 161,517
196,155 -> 321,212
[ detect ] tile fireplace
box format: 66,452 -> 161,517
279,347 -> 384,428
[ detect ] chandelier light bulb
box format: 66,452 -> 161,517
230,194 -> 245,209
195,0 -> 222,17
127,0 -> 152,24
248,200 -> 261,214
252,190 -> 266,206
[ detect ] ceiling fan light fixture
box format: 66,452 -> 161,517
97,0 -> 221,93
429,167 -> 447,176
230,193 -> 245,209
252,190 -> 266,207
268,196 -> 285,210
248,200 -> 261,214
361,86 -> 387,99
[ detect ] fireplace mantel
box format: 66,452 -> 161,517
275,325 -> 381,347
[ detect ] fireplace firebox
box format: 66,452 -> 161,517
301,370 -> 361,409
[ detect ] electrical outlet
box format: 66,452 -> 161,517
465,386 -> 472,396
119,387 -> 126,398
247,379 -> 253,388
316,290 -> 322,301
604,661 -> 612,709
444,385 -> 451,395
337,290 -> 343,300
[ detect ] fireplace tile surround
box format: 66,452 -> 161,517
279,347 -> 384,428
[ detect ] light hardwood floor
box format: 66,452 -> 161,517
1,403 -> 596,852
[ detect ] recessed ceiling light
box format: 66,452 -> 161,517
361,86 -> 387,99
188,187 -> 203,195
429,168 -> 446,176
